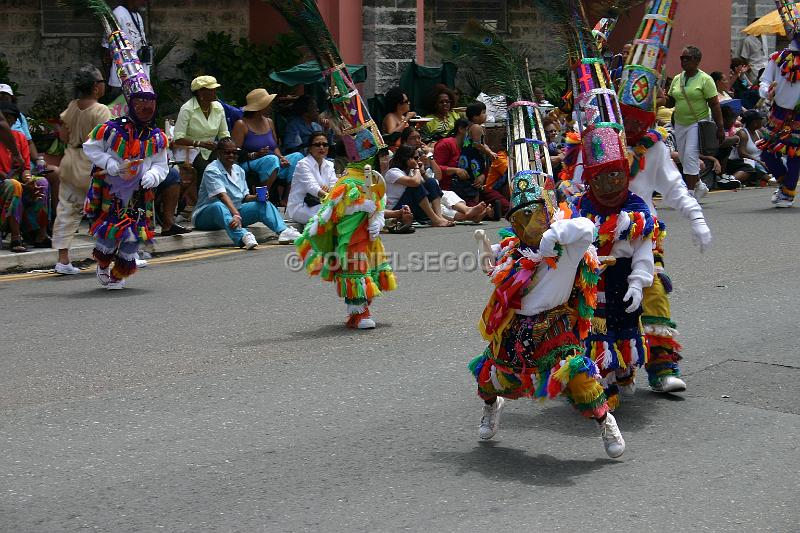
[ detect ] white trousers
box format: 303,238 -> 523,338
51,181 -> 88,250
673,122 -> 701,176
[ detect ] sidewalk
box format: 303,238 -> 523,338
0,221 -> 289,273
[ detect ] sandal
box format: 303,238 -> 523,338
388,221 -> 415,234
9,238 -> 28,253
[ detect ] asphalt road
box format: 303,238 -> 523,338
1,188 -> 799,532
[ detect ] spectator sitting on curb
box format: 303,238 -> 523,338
384,144 -> 454,227
0,102 -> 50,253
400,126 -> 441,181
191,138 -> 300,248
232,88 -> 303,207
382,87 -> 417,142
286,131 -> 337,225
433,118 -> 470,190
282,95 -> 331,155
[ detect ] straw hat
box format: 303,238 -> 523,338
191,75 -> 221,92
242,88 -> 276,112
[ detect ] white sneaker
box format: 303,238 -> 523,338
139,251 -> 152,259
135,258 -> 148,268
478,397 -> 505,440
600,412 -> 625,458
766,176 -> 778,185
693,180 -> 709,200
105,277 -> 126,290
96,265 -> 111,286
774,192 -> 795,208
278,226 -> 301,244
357,317 -> 376,329
55,262 -> 81,275
650,375 -> 687,393
241,232 -> 258,249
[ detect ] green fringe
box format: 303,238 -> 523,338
498,227 -> 515,239
566,391 -> 608,413
536,344 -> 582,374
467,353 -> 487,376
641,315 -> 677,328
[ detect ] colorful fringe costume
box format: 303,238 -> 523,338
757,1 -> 800,206
470,217 -> 608,419
618,0 -> 712,391
269,0 -> 395,327
452,22 -> 613,420
77,0 -> 168,285
572,192 -> 656,407
294,165 -> 396,326
552,0 -> 656,409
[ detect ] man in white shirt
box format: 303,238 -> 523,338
104,0 -> 151,89
740,27 -> 768,78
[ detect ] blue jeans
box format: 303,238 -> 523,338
392,177 -> 443,221
193,200 -> 287,245
240,152 -> 304,184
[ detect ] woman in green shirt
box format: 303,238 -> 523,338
422,85 -> 461,142
667,46 -> 725,197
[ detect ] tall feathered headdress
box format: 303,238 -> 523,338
775,0 -> 800,36
59,0 -> 154,102
617,0 -> 678,135
536,0 -> 629,181
266,0 -> 384,163
435,23 -> 557,217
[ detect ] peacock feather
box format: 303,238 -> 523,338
264,0 -> 343,69
57,0 -> 119,32
433,20 -> 533,101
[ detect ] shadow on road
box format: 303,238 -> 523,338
430,444 -> 618,486
233,322 -> 394,347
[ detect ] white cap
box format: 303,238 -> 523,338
0,83 -> 12,95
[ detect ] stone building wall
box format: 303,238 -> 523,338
362,0 -> 419,96
730,0 -> 777,61
0,0 -> 248,111
423,0 -> 564,80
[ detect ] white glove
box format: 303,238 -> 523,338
623,285 -> 643,313
139,172 -> 158,189
538,229 -> 558,257
691,218 -> 712,253
368,211 -> 384,241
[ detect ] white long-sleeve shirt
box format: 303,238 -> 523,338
628,141 -> 704,221
83,135 -> 168,202
759,43 -> 800,109
287,154 -> 338,221
493,217 -> 596,317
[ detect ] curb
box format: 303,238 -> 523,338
0,224 -> 282,273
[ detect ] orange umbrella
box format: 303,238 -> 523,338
742,10 -> 786,36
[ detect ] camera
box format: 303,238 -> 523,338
137,45 -> 154,64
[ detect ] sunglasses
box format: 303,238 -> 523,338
310,142 -> 329,148
680,55 -> 696,61
221,149 -> 240,155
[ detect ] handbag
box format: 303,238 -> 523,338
303,193 -> 321,207
679,73 -> 719,156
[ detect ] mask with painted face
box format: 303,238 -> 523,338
587,169 -> 628,211
509,202 -> 551,248
506,170 -> 558,248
